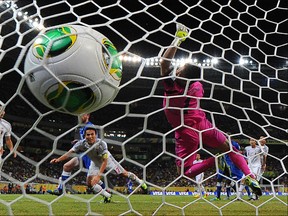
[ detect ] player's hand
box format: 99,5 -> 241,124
50,158 -> 59,163
173,23 -> 189,46
91,175 -> 101,186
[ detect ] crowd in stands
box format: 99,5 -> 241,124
1,151 -> 287,194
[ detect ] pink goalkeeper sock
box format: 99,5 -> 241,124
228,147 -> 255,179
184,157 -> 215,178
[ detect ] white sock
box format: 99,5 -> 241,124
238,184 -> 245,198
92,184 -> 111,198
128,172 -> 142,185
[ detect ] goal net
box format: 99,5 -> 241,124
0,0 -> 287,215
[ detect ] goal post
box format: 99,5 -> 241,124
0,0 -> 287,215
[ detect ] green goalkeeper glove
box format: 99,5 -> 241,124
172,23 -> 188,46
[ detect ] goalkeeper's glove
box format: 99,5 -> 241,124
172,23 -> 189,47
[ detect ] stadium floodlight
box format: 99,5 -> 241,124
239,58 -> 245,65
211,58 -> 218,65
17,11 -> 23,17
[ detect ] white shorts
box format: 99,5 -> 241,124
195,172 -> 204,184
249,165 -> 261,181
88,154 -> 125,176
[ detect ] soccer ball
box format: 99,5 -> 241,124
24,25 -> 122,115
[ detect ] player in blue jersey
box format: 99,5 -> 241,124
211,139 -> 251,201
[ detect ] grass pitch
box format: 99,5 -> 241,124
0,194 -> 287,215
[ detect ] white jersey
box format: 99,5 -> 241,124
245,145 -> 262,167
72,138 -> 124,176
0,119 -> 12,148
72,138 -> 110,166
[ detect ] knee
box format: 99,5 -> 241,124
86,177 -> 92,187
63,163 -> 73,172
122,170 -> 128,177
218,139 -> 230,153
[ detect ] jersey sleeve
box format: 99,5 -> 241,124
231,140 -> 241,151
99,140 -> 109,157
264,146 -> 269,155
71,140 -> 83,153
4,121 -> 12,137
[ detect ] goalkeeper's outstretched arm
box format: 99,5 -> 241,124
160,23 -> 188,77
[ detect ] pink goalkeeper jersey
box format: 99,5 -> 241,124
163,79 -> 206,128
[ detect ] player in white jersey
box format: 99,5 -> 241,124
0,102 -> 17,163
259,136 -> 269,178
243,138 -> 263,200
192,154 -> 207,198
51,125 -> 148,203
245,138 -> 262,181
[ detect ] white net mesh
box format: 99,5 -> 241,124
0,0 -> 287,215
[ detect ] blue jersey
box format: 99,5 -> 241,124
224,140 -> 244,180
217,140 -> 244,181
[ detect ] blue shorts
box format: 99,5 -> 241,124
217,165 -> 243,182
82,154 -> 91,169
216,170 -> 228,182
230,164 -> 244,180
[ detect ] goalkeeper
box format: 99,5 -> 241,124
160,23 -> 262,197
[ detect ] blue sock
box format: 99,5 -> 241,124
58,172 -> 71,191
99,180 -> 106,189
226,187 -> 231,198
216,186 -> 221,199
245,186 -> 251,196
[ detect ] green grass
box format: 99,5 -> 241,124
0,194 -> 287,216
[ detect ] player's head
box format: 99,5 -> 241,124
175,64 -> 201,87
84,124 -> 97,144
196,153 -> 201,160
249,138 -> 257,147
0,101 -> 5,119
79,113 -> 90,124
259,136 -> 266,146
176,63 -> 201,79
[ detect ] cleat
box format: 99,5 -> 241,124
103,196 -> 111,203
248,194 -> 258,201
47,189 -> 62,196
245,176 -> 262,196
141,182 -> 148,194
210,197 -> 221,201
194,194 -> 200,198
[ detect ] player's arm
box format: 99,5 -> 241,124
99,153 -> 108,175
92,153 -> 108,186
5,136 -> 16,158
261,154 -> 267,171
160,23 -> 188,77
50,149 -> 75,163
243,147 -> 248,163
